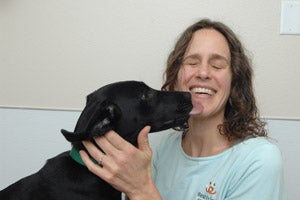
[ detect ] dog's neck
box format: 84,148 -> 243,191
70,147 -> 98,166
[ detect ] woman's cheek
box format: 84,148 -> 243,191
176,67 -> 192,91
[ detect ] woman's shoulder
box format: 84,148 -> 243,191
154,131 -> 182,149
236,137 -> 281,156
151,131 -> 183,161
226,137 -> 285,199
233,137 -> 283,171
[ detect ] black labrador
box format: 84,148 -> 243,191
0,81 -> 193,200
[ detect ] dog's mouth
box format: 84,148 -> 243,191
176,101 -> 193,113
155,101 -> 192,129
164,115 -> 189,126
150,115 -> 190,132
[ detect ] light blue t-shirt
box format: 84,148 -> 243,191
152,131 -> 285,200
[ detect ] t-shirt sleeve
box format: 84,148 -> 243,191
225,143 -> 286,200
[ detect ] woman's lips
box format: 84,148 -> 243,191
188,86 -> 216,115
190,86 -> 216,96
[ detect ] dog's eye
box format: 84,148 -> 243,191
140,90 -> 154,104
141,93 -> 147,101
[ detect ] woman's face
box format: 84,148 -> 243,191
175,28 -> 232,119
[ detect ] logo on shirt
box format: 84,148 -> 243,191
196,181 -> 217,200
206,182 -> 217,194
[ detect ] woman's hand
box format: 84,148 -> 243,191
79,126 -> 162,200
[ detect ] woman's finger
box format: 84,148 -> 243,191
82,140 -> 104,157
80,150 -> 128,191
81,140 -> 119,173
93,131 -> 121,157
79,149 -> 105,176
137,126 -> 151,152
95,130 -> 133,152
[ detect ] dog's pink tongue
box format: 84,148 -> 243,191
189,100 -> 203,115
189,107 -> 203,115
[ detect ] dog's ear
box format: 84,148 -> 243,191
89,100 -> 122,137
61,100 -> 122,142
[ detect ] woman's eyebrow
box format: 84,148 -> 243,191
183,53 -> 230,64
182,54 -> 201,62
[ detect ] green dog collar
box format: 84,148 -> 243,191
70,147 -> 101,166
70,147 -> 86,166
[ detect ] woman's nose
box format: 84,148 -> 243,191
196,64 -> 210,80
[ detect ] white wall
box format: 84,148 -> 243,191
1,0 -> 300,118
0,108 -> 299,199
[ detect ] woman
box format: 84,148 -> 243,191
80,19 -> 285,200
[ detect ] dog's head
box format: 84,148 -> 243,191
61,81 -> 193,146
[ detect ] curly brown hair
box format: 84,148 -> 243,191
161,19 -> 267,140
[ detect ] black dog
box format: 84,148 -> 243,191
0,81 -> 193,200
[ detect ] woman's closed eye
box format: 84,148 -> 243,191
210,59 -> 228,70
183,58 -> 200,67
